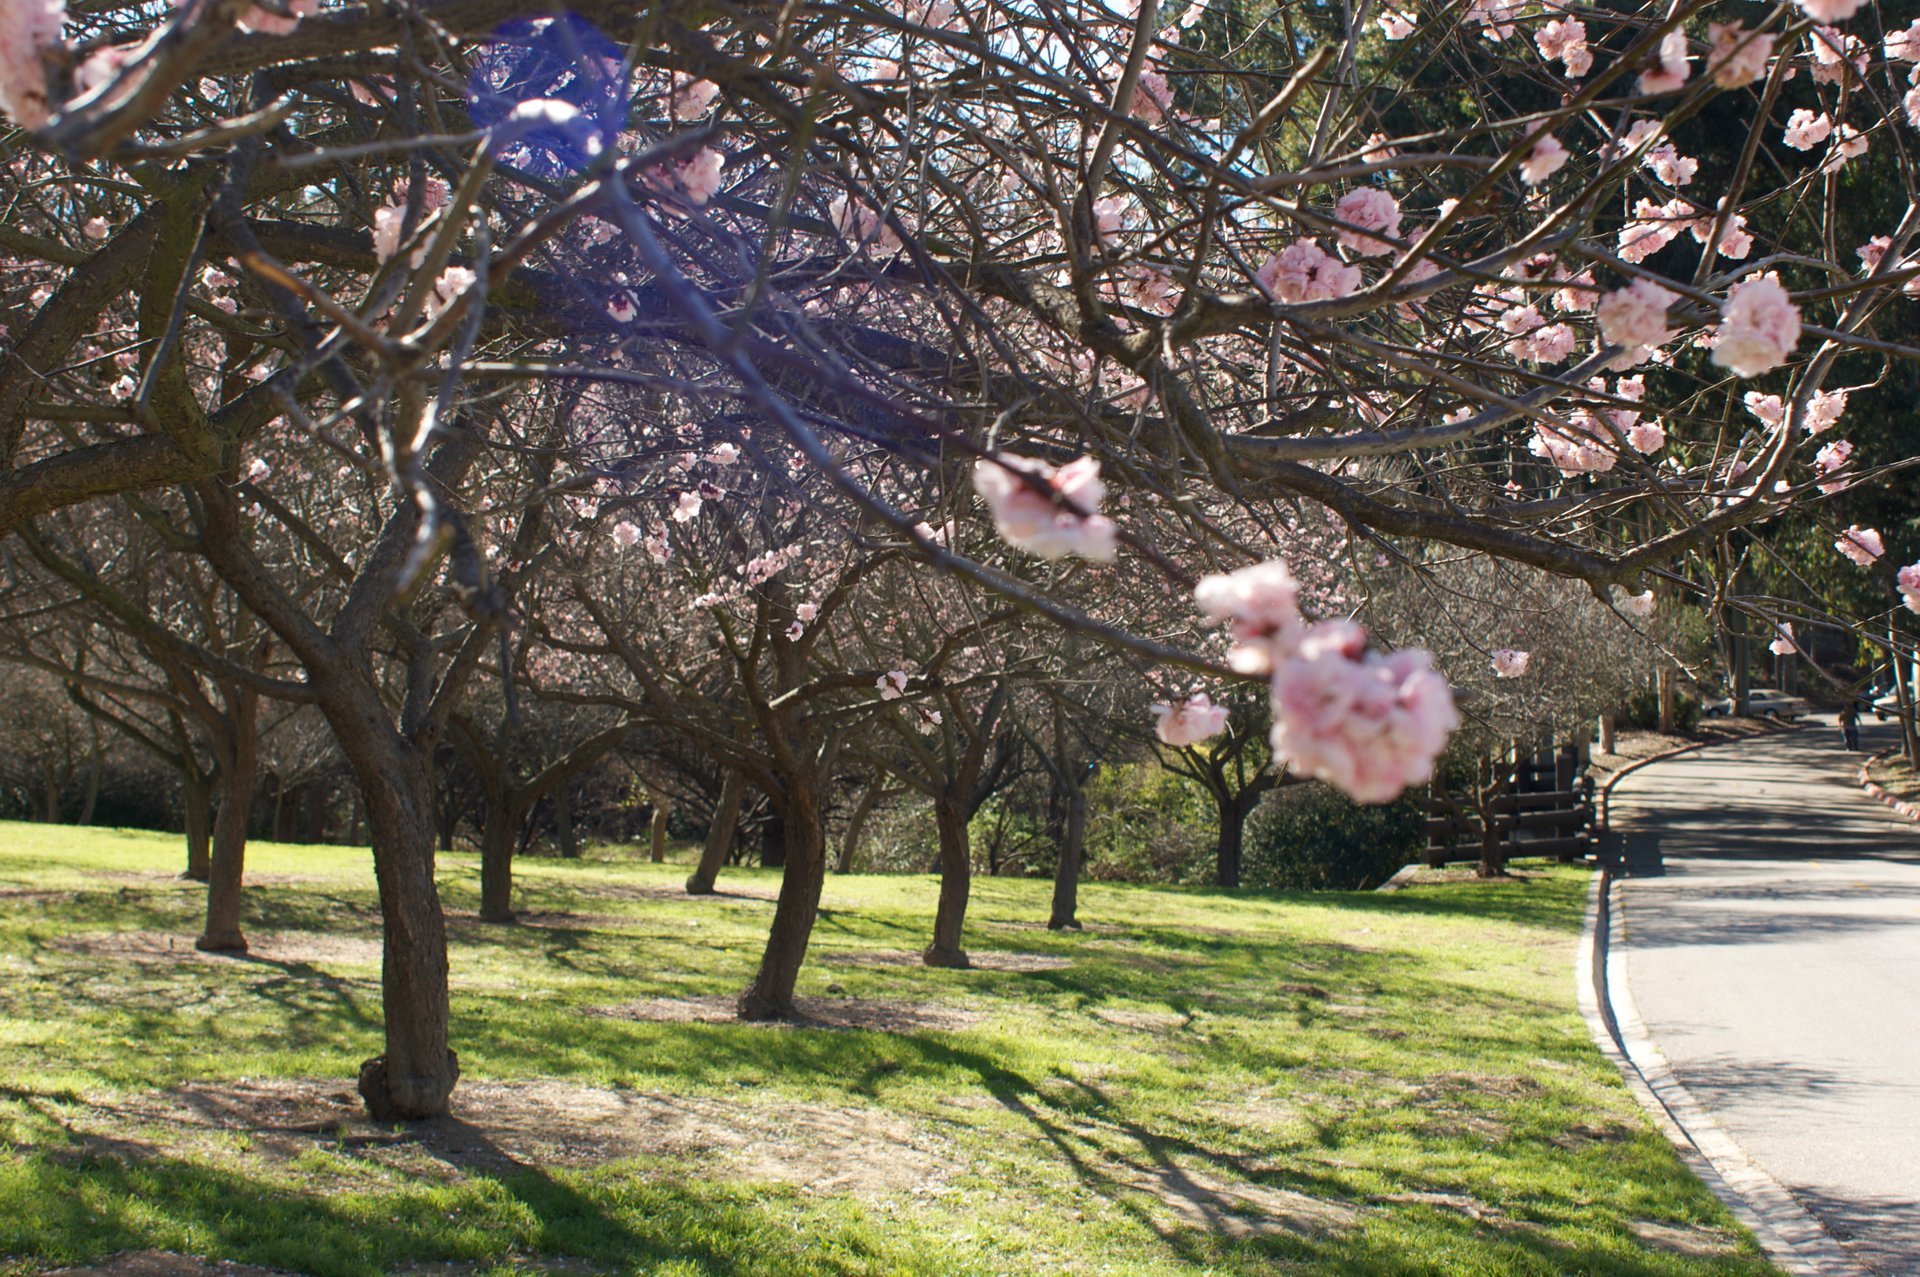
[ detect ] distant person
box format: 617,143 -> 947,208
1839,702 -> 1860,752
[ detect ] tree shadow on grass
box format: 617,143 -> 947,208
0,1124 -> 920,1277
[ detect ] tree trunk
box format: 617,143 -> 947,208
182,765 -> 213,882
1214,791 -> 1247,889
554,782 -> 578,858
687,769 -> 745,894
198,707 -> 257,953
1596,713 -> 1616,756
479,803 -> 520,922
1048,777 -> 1087,930
836,775 -> 882,873
353,745 -> 459,1121
40,755 -> 60,822
759,803 -> 786,868
923,796 -> 972,968
77,721 -> 103,826
1657,666 -> 1677,733
649,791 -> 671,863
1477,754 -> 1509,879
738,774 -> 826,1019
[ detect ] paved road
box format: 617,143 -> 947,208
1611,718 -> 1920,1275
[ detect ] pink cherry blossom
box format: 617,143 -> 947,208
1131,67 -> 1172,121
1859,236 -> 1891,272
669,147 -> 726,205
1639,29 -> 1691,95
1378,10 -> 1415,40
971,453 -> 1118,562
1793,0 -> 1863,23
795,602 -> 819,623
1269,621 -> 1459,804
1888,20 -> 1920,62
1904,86 -> 1920,129
1782,109 -> 1833,151
877,670 -> 910,700
1620,589 -> 1657,617
1645,143 -> 1697,188
1824,123 -> 1868,172
1194,560 -> 1302,675
1491,648 -> 1530,678
1627,421 -> 1667,453
1596,279 -> 1677,349
237,0 -> 318,35
1898,564 -> 1920,615
83,216 -> 110,241
669,74 -> 720,120
1804,389 -> 1847,433
1707,23 -> 1773,87
671,491 -> 703,522
1332,188 -> 1401,257
1531,412 -> 1618,476
1769,624 -> 1797,656
708,443 -> 741,466
1518,135 -> 1568,185
1837,525 -> 1884,566
0,0 -> 64,127
1255,239 -> 1361,303
1535,17 -> 1592,77
1814,438 -> 1853,492
1711,274 -> 1800,378
829,194 -> 903,253
1151,693 -> 1229,746
612,520 -> 642,547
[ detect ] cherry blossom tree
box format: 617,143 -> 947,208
7,0 -> 1920,1121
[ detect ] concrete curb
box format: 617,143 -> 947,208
1578,872 -> 1870,1276
1858,747 -> 1920,824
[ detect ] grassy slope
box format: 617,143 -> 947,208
0,822 -> 1771,1276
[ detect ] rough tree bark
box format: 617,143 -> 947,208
352,739 -> 459,1121
1048,777 -> 1088,931
836,775 -> 882,874
182,763 -> 213,881
648,789 -> 671,863
687,768 -> 745,894
197,684 -> 258,953
737,773 -> 826,1020
924,796 -> 972,968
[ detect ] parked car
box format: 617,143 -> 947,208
1703,689 -> 1812,720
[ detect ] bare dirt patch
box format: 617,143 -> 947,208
591,994 -> 983,1033
71,1077 -> 950,1199
1114,1159 -> 1359,1238
1089,1007 -> 1191,1031
591,881 -> 779,904
1625,1218 -> 1741,1258
36,1250 -> 290,1277
48,930 -> 384,968
1394,867 -> 1555,887
823,948 -> 1072,972
446,909 -> 642,932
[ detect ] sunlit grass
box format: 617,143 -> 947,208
0,821 -> 1772,1275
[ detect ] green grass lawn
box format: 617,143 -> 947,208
0,821 -> 1771,1276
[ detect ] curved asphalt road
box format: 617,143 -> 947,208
1610,717 -> 1920,1275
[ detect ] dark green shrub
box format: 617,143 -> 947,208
1241,781 -> 1425,891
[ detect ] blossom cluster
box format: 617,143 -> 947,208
1195,561 -> 1458,804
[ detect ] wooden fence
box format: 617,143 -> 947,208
1423,742 -> 1595,870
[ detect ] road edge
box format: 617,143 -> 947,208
1858,746 -> 1920,824
1577,871 -> 1870,1277
1595,719 -> 1802,830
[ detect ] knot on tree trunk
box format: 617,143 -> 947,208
357,1049 -> 460,1122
